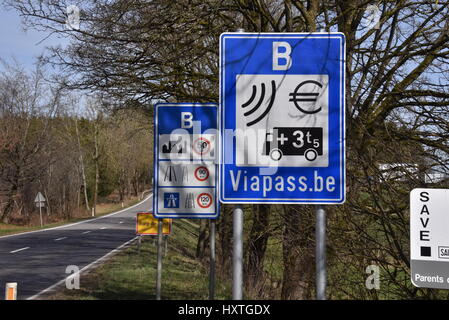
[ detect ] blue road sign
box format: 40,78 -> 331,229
154,103 -> 219,218
219,33 -> 346,204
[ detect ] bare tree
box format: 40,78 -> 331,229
0,61 -> 59,223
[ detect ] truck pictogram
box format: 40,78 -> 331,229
262,127 -> 323,162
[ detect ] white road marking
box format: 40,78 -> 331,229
28,236 -> 139,300
54,237 -> 67,241
100,227 -> 107,230
10,247 -> 30,254
119,221 -> 124,224
0,193 -> 153,300
82,231 -> 91,234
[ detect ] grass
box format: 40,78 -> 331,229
0,197 -> 142,237
47,219 -> 232,300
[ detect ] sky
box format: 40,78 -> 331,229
0,6 -> 69,71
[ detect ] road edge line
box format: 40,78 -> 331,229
0,194 -> 152,240
26,236 -> 139,300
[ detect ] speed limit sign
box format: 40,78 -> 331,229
194,166 -> 210,181
197,193 -> 213,209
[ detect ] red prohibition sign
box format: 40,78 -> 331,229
197,193 -> 213,209
193,137 -> 211,155
194,166 -> 209,181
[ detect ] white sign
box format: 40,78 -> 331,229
34,192 -> 46,208
235,74 -> 329,167
410,188 -> 449,289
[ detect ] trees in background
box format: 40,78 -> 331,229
0,62 -> 57,223
5,0 -> 449,299
0,63 -> 152,224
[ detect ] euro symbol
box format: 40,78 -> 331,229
289,80 -> 322,114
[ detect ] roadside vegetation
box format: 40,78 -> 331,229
49,219 -> 232,300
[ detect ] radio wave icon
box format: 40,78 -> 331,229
289,80 -> 323,114
241,80 -> 276,127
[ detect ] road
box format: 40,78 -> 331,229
0,195 -> 152,300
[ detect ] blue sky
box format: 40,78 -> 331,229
0,7 -> 69,71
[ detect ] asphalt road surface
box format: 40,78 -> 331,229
0,195 -> 152,300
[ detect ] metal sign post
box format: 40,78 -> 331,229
156,219 -> 163,300
233,28 -> 245,302
316,205 -> 327,300
164,235 -> 168,257
137,235 -> 142,254
39,204 -> 43,227
232,204 -> 244,300
209,220 -> 216,300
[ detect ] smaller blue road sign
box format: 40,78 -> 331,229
153,103 -> 219,218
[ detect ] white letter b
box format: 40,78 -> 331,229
181,112 -> 193,129
273,42 -> 292,71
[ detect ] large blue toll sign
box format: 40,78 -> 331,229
219,33 -> 346,204
154,103 -> 219,218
